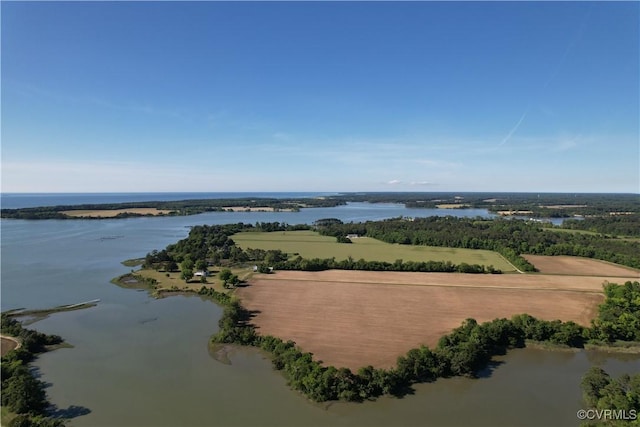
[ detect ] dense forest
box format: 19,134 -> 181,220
562,214 -> 640,237
3,192 -> 638,220
203,281 -> 640,403
581,367 -> 639,426
1,315 -> 66,427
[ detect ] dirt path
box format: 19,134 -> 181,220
0,334 -> 21,356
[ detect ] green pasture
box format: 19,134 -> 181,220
231,230 -> 515,272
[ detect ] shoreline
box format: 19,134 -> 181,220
114,268 -> 640,361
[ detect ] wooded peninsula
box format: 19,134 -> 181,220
113,212 -> 640,406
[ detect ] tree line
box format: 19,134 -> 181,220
315,216 -> 640,270
1,314 -> 66,427
272,256 -> 500,274
0,198 -> 344,220
202,279 -> 640,403
562,214 -> 640,237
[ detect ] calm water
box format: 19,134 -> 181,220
1,194 -> 636,426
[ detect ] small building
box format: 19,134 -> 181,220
194,271 -> 209,277
346,234 -> 359,239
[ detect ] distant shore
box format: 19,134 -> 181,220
62,207 -> 174,218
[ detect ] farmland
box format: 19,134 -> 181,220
236,269 -> 624,370
523,255 -> 640,277
232,230 -> 516,272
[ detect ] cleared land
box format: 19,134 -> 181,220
232,231 -> 516,272
435,203 -> 470,209
236,270 -> 638,371
523,255 -> 640,277
222,206 -> 294,212
62,208 -> 173,218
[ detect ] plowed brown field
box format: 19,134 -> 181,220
523,255 -> 640,277
236,270 -> 637,371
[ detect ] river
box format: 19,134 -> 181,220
1,198 -> 637,426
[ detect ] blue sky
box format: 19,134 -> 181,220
2,1 -> 638,193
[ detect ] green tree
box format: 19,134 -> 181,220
195,259 -> 208,271
228,274 -> 239,287
1,371 -> 47,414
219,268 -> 233,283
581,367 -> 611,407
180,268 -> 193,282
181,257 -> 194,272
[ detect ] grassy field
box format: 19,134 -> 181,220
128,267 -> 255,294
232,230 -> 516,272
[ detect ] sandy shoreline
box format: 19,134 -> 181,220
62,208 -> 174,217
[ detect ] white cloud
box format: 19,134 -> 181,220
553,136 -> 580,152
387,179 -> 402,185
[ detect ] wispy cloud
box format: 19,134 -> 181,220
497,108 -> 529,148
8,80 -> 184,120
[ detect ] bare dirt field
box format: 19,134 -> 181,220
62,208 -> 173,218
523,255 -> 640,277
235,270 -> 635,371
